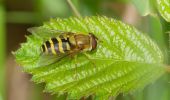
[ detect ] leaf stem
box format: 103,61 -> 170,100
66,0 -> 81,17
0,5 -> 5,100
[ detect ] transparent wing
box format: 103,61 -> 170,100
37,53 -> 69,67
27,27 -> 65,38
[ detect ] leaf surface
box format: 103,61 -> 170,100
14,16 -> 165,99
157,0 -> 170,22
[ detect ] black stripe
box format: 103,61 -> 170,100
61,38 -> 69,51
51,38 -> 59,53
51,38 -> 58,44
59,34 -> 68,42
41,44 -> 45,52
45,41 -> 51,53
67,38 -> 72,46
62,42 -> 67,51
54,42 -> 60,53
61,38 -> 68,42
45,41 -> 51,48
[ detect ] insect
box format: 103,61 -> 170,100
27,27 -> 98,66
41,32 -> 98,55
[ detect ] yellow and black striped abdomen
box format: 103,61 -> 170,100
41,37 -> 71,55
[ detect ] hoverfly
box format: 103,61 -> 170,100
27,27 -> 98,67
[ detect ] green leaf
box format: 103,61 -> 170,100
131,0 -> 151,16
0,5 -> 6,100
156,0 -> 170,22
14,16 -> 166,99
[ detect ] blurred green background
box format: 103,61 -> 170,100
1,0 -> 170,100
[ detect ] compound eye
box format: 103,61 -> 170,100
92,38 -> 97,50
89,33 -> 97,51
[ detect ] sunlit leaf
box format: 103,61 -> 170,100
14,16 -> 166,99
156,0 -> 170,22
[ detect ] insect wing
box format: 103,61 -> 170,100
27,27 -> 65,38
37,53 -> 69,67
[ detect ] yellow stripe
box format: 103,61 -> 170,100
66,43 -> 70,50
49,39 -> 57,55
56,37 -> 65,53
89,36 -> 93,50
44,43 -> 48,54
41,47 -> 43,52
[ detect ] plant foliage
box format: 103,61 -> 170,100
14,16 -> 166,99
131,0 -> 150,16
156,0 -> 170,22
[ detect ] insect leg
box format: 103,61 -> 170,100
73,55 -> 78,80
